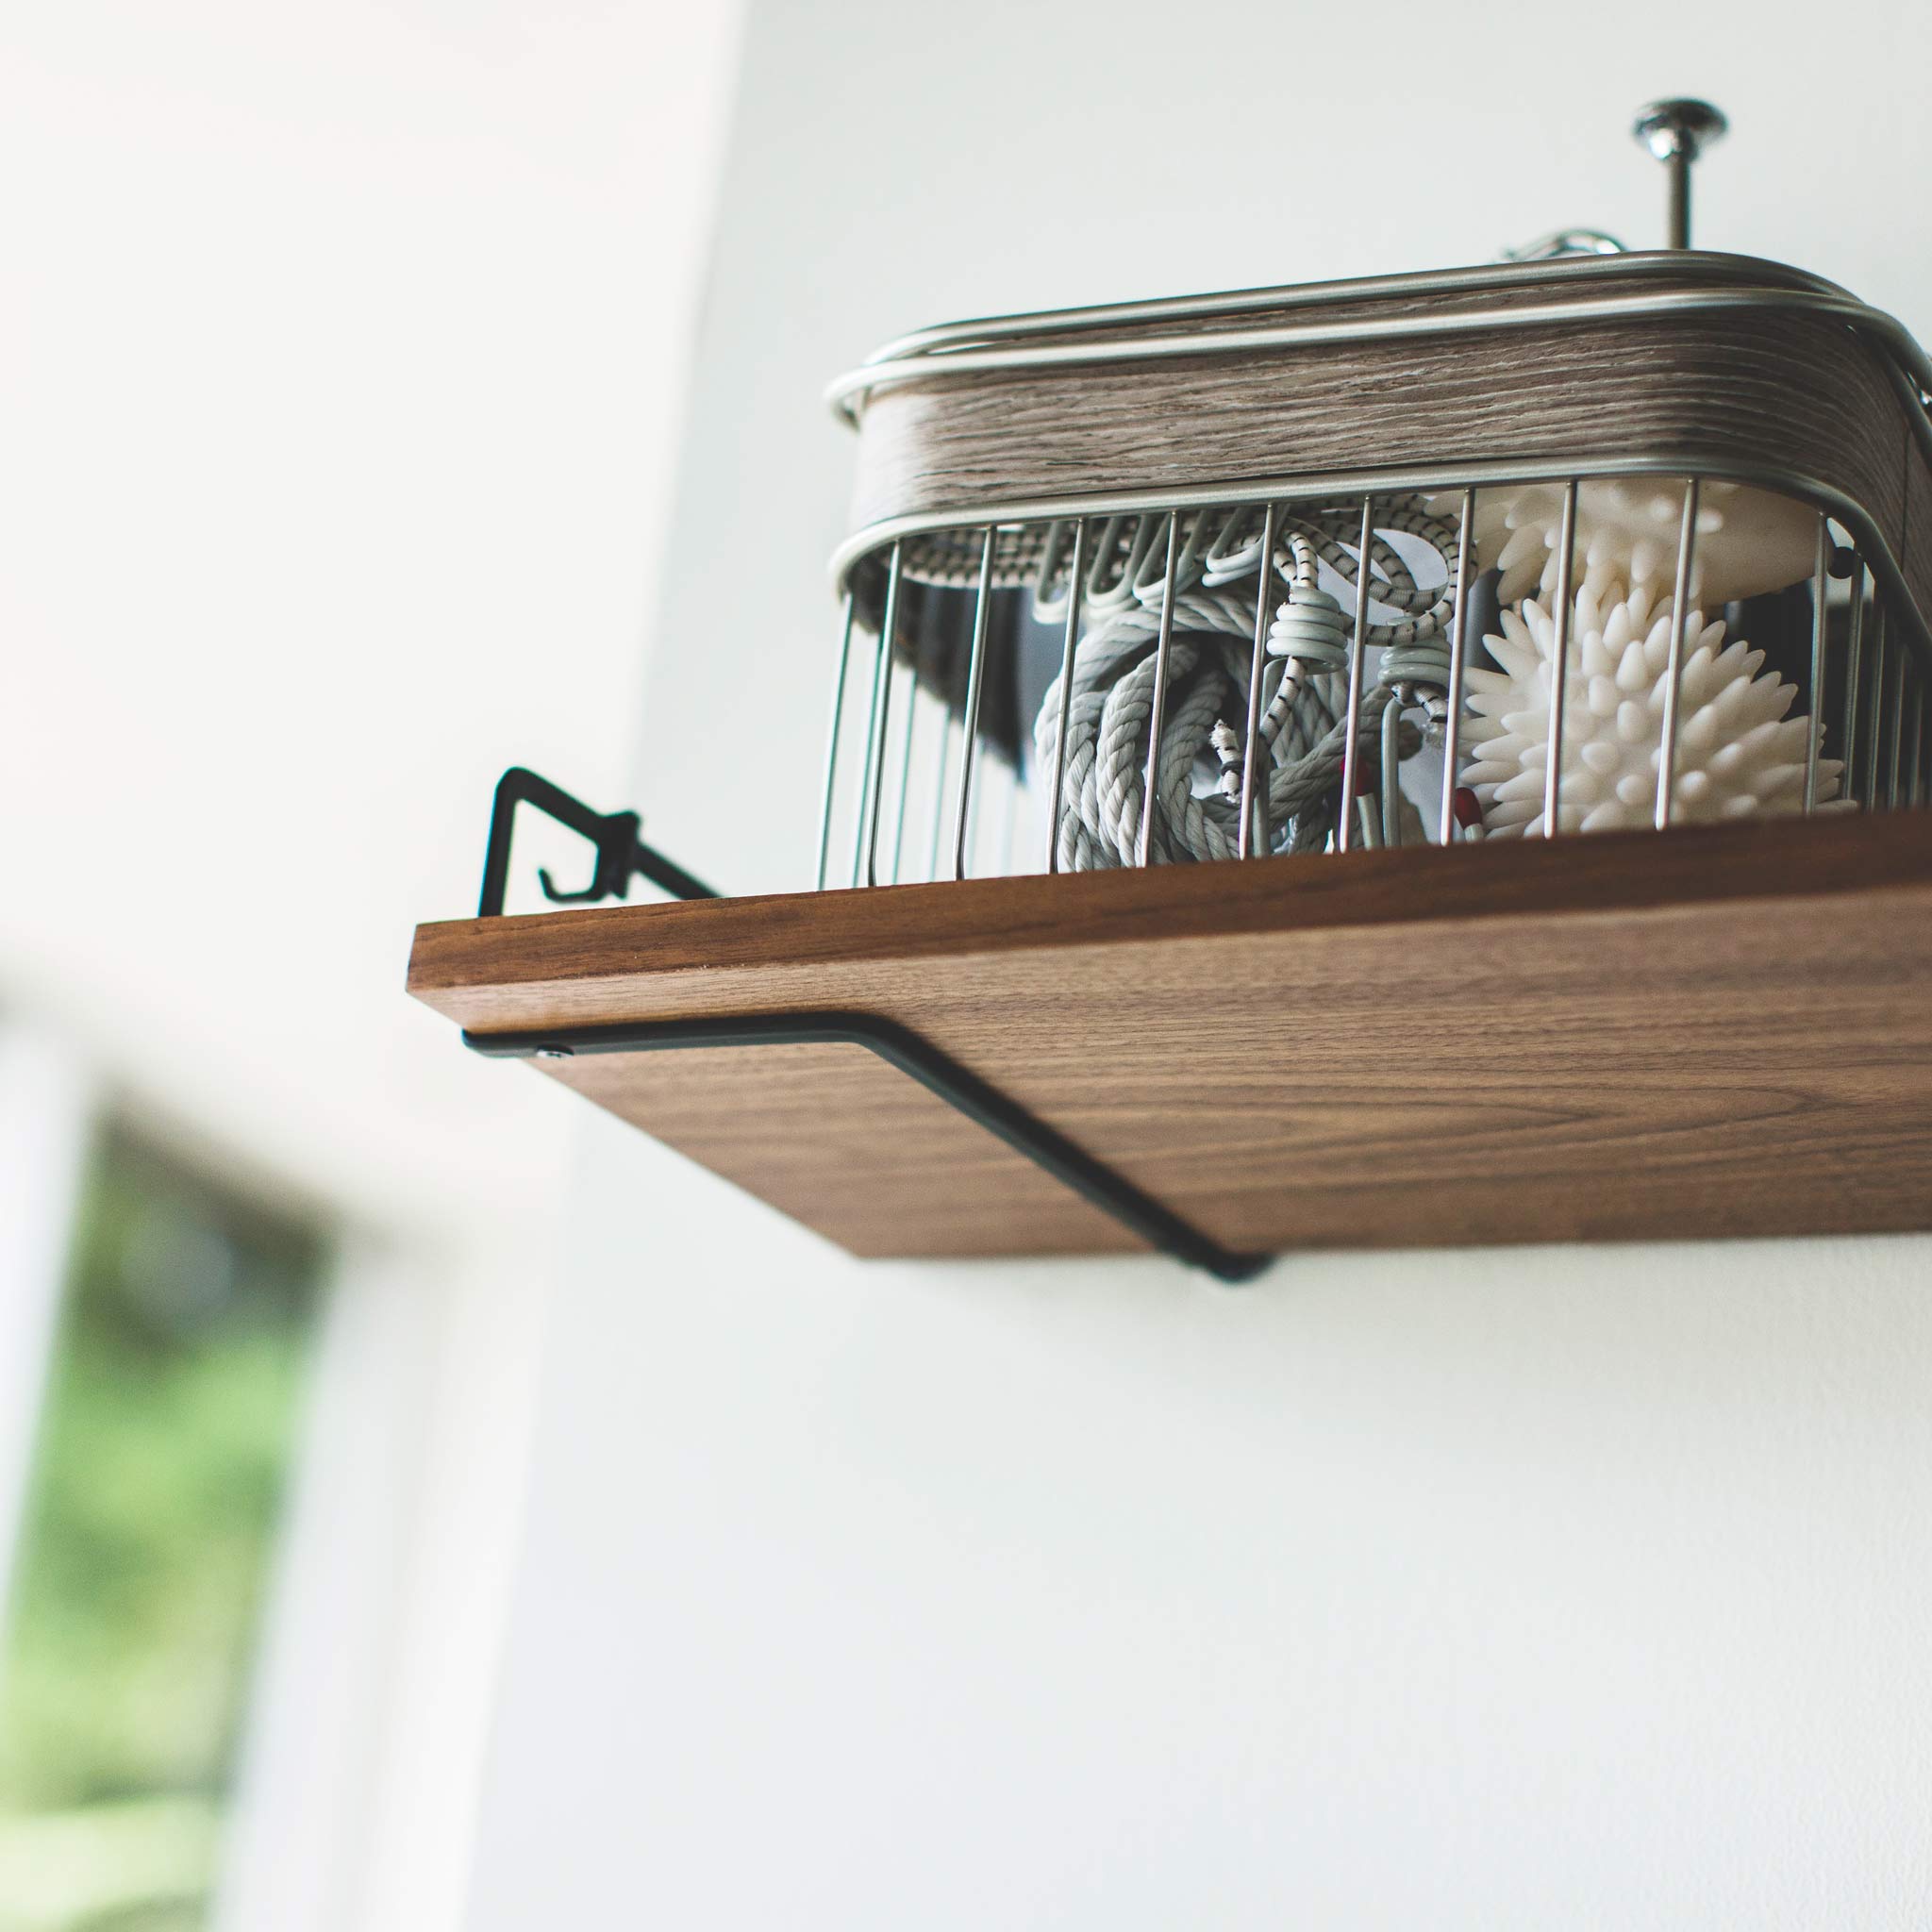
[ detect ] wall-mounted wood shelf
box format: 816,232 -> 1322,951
408,812 -> 1932,1269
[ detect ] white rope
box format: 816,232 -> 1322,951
1033,500 -> 1456,868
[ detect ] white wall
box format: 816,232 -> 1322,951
0,0 -> 741,1230
0,4 -> 741,1924
467,2 -> 1932,1924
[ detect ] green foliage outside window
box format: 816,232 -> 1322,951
0,1124 -> 327,1932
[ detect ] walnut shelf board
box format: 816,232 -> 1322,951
408,813 -> 1932,1264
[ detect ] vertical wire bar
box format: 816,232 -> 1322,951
1909,674 -> 1925,808
1667,148 -> 1690,250
1356,786 -> 1382,847
1380,687 -> 1404,848
1135,510 -> 1184,867
1887,631 -> 1906,809
1841,565 -> 1866,802
953,527 -> 997,881
849,556 -> 899,887
1542,479 -> 1580,839
1238,503 -> 1280,860
1922,681 -> 1931,806
815,591 -> 857,891
1916,679 -> 1932,808
964,757 -> 989,870
861,542 -> 906,887
1802,518 -> 1829,815
1654,477 -> 1702,831
1047,520 -> 1087,874
1250,671 -> 1276,858
887,657 -> 920,883
1337,495 -> 1375,855
1864,603 -> 1887,810
1438,486 -> 1477,845
926,709 -> 954,881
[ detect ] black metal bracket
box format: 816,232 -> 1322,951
477,766 -> 717,918
464,765 -> 1267,1280
462,1012 -> 1271,1285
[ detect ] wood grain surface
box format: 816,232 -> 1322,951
546,1041 -> 1143,1260
409,813 -> 1932,1264
847,288 -> 1932,652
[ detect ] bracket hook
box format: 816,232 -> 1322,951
475,767 -> 717,918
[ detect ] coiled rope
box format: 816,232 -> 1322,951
1031,497 -> 1459,868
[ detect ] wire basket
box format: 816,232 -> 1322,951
816,251 -> 1932,890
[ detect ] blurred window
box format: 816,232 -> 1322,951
0,1122 -> 328,1932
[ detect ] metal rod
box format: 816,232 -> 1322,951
466,1013 -> 1269,1284
850,557 -> 898,887
1633,101 -> 1724,252
1803,518 -> 1829,814
1438,487 -> 1477,845
1047,520 -> 1087,874
848,649 -> 885,886
1136,510 -> 1184,867
1923,684 -> 1932,807
1916,679 -> 1932,808
1842,565 -> 1867,799
862,542 -> 905,887
1655,477 -> 1701,830
964,744 -> 989,869
815,592 -> 857,891
953,527 -> 997,881
1542,480 -> 1580,838
1864,604 -> 1887,810
927,708 -> 954,882
1250,665 -> 1276,859
1667,152 -> 1690,251
1380,687 -> 1404,848
1356,789 -> 1382,848
475,766 -> 719,919
1337,496 -> 1374,854
1887,632 -> 1906,809
888,665 -> 920,883
1910,675 -> 1925,807
1906,663 -> 1924,808
1239,503 -> 1280,860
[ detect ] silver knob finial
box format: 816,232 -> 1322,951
1633,99 -> 1727,249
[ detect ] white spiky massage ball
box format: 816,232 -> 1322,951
1431,479 -> 1818,607
1461,582 -> 1844,838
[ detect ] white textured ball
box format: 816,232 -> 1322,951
1432,478 -> 1819,607
1462,583 -> 1843,838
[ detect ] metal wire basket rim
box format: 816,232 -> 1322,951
849,248 -> 1849,377
828,457 -> 1932,671
829,283 -> 1932,439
